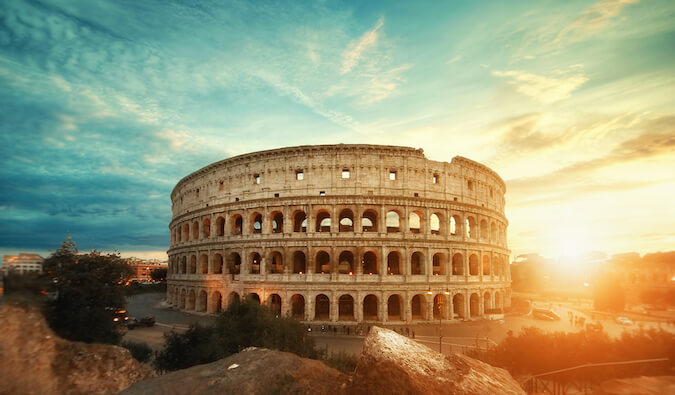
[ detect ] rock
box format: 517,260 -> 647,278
351,326 -> 525,395
0,303 -> 154,395
596,376 -> 675,394
121,347 -> 349,395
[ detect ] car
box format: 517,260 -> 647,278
111,308 -> 130,324
616,316 -> 633,326
127,316 -> 155,329
532,308 -> 561,321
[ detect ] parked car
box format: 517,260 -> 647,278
532,307 -> 561,321
126,316 -> 156,329
616,316 -> 633,326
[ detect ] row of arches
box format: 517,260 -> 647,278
171,208 -> 506,245
169,250 -> 508,278
167,287 -> 506,321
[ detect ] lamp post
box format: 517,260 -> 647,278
430,289 -> 451,354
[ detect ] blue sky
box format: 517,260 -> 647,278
1,0 -> 673,260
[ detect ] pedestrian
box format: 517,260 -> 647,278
412,330 -> 415,339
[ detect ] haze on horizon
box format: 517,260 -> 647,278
1,0 -> 673,263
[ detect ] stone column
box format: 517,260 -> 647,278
330,292 -> 338,322
355,294 -> 363,323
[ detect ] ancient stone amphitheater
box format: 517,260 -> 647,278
166,144 -> 511,323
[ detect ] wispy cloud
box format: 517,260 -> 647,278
447,55 -> 462,64
554,0 -> 639,46
493,68 -> 588,103
341,17 -> 385,74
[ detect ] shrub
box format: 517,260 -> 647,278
321,350 -> 359,373
121,340 -> 153,363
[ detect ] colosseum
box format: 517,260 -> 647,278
166,144 -> 511,324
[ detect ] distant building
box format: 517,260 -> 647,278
597,252 -> 675,305
2,253 -> 44,275
125,258 -> 168,283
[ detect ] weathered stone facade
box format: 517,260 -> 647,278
166,144 -> 511,323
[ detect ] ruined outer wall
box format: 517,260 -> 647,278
166,144 -> 511,323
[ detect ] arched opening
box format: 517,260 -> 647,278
203,218 -> 211,238
453,294 -> 465,319
387,294 -> 402,320
450,215 -> 461,236
269,251 -> 283,274
466,216 -> 476,238
293,211 -> 307,232
180,256 -> 187,274
338,251 -> 354,274
316,211 -> 331,232
216,216 -> 225,236
189,255 -> 197,274
362,251 -> 378,275
469,254 -> 479,275
232,215 -> 243,235
213,253 -> 223,274
247,293 -> 261,304
411,294 -> 426,320
484,292 -> 492,313
250,252 -> 261,274
187,289 -> 196,310
183,223 -> 190,241
361,210 -> 378,232
470,293 -> 480,317
387,251 -> 400,275
211,291 -> 222,313
228,252 -> 241,274
483,255 -> 491,275
491,222 -> 497,242
433,294 -> 446,319
192,221 -> 199,239
430,213 -> 441,235
452,253 -> 464,275
315,251 -> 330,274
409,211 -> 422,233
291,294 -> 305,319
271,212 -> 284,233
386,211 -> 400,233
197,290 -> 207,312
269,294 -> 282,317
338,294 -> 354,321
252,213 -> 263,234
199,254 -> 209,274
315,294 -> 330,320
293,251 -> 306,274
339,209 -> 354,232
179,289 -> 186,309
432,253 -> 445,275
495,291 -> 503,311
480,219 -> 488,239
411,252 -> 424,275
363,295 -> 378,320
228,291 -> 240,307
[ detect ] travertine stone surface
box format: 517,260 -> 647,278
167,144 -> 511,323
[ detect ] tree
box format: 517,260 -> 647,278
150,267 -> 167,282
42,237 -> 133,344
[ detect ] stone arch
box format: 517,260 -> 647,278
430,212 -> 442,235
183,223 -> 190,241
387,294 -> 403,320
179,288 -> 186,309
293,251 -> 306,274
433,294 -> 447,319
338,251 -> 354,274
480,219 -> 488,239
452,253 -> 464,275
180,256 -> 187,274
363,294 -> 378,321
432,253 -> 446,275
215,216 -> 225,236
293,210 -> 307,232
411,294 -> 426,320
189,255 -> 197,274
197,290 -> 207,312
213,253 -> 223,274
387,251 -> 401,275
482,255 -> 491,275
494,291 -> 503,310
315,294 -> 330,320
192,221 -> 199,239
211,291 -> 223,313
362,251 -> 378,275
271,211 -> 284,233
199,253 -> 209,274
483,292 -> 492,313
338,294 -> 354,321
315,251 -> 330,274
453,293 -> 465,319
203,218 -> 211,238
247,293 -> 261,304
386,210 -> 400,233
469,254 -> 479,275
315,210 -> 331,232
491,221 -> 497,242
251,212 -> 263,234
409,211 -> 422,233
187,289 -> 196,310
291,294 -> 305,319
228,252 -> 241,274
466,216 -> 476,239
450,215 -> 462,236
228,291 -> 240,307
361,209 -> 378,232
268,251 -> 283,274
250,252 -> 261,274
411,251 -> 424,275
231,214 -> 243,235
268,294 -> 282,316
470,293 -> 480,317
338,209 -> 354,232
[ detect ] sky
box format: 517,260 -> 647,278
0,0 -> 673,262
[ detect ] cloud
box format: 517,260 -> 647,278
490,113 -> 564,153
447,55 -> 462,64
554,0 -> 639,46
493,68 -> 588,103
341,17 -> 384,74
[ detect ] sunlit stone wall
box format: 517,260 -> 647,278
166,144 -> 511,323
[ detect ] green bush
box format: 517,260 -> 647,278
321,350 -> 359,373
154,300 -> 318,372
121,340 -> 153,363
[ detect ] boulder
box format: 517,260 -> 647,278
0,303 -> 153,395
121,347 -> 349,395
351,326 -> 525,395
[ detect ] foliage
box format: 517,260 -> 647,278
42,237 -> 133,344
154,300 -> 318,372
121,340 -> 153,363
150,267 -> 167,282
3,271 -> 48,306
476,326 -> 674,381
320,350 -> 359,373
123,281 -> 166,296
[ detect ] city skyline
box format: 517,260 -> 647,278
1,0 -> 673,261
